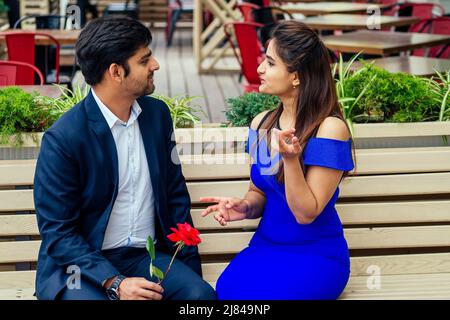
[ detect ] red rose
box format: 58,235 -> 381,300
167,222 -> 201,246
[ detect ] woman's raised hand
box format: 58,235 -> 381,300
199,197 -> 249,226
272,127 -> 303,159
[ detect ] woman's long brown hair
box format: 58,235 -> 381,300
257,21 -> 357,183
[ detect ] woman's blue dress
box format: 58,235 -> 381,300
216,128 -> 355,300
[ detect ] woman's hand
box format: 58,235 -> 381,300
199,197 -> 250,226
272,128 -> 303,159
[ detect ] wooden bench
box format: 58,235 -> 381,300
1,126 -> 450,299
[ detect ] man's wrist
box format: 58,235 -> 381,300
105,275 -> 126,300
103,275 -> 118,289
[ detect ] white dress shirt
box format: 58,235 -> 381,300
92,90 -> 156,250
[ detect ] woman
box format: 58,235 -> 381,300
200,21 -> 356,300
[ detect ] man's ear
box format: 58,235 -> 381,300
108,63 -> 124,84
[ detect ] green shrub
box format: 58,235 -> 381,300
152,94 -> 207,128
0,0 -> 9,13
37,84 -> 90,118
0,87 -> 58,145
343,63 -> 442,123
226,92 -> 280,127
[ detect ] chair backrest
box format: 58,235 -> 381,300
13,15 -> 69,30
0,60 -> 44,85
429,16 -> 450,59
410,18 -> 433,56
393,2 -> 445,32
397,2 -> 445,19
237,3 -> 260,22
251,6 -> 293,25
224,22 -> 264,90
379,0 -> 400,16
2,32 -> 61,84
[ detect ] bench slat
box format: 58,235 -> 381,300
2,252 -> 447,291
0,190 -> 34,211
0,288 -> 35,300
1,273 -> 449,300
2,226 -> 448,264
182,147 -> 450,178
2,147 -> 450,184
198,226 -> 450,254
187,172 -> 450,202
2,200 -> 450,237
0,215 -> 38,236
0,241 -> 40,264
176,123 -> 450,141
341,273 -> 450,299
0,271 -> 35,290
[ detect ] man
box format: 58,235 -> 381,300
34,16 -> 216,300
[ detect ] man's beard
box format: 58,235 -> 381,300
126,76 -> 155,97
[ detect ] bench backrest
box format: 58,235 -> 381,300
1,126 -> 450,289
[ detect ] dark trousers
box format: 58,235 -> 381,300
57,247 -> 217,300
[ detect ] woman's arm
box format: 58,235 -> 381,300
242,181 -> 266,219
279,117 -> 351,224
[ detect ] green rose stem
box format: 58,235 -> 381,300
157,242 -> 184,285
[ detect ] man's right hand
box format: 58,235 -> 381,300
118,277 -> 164,300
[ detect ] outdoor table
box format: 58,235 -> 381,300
348,56 -> 450,77
321,30 -> 450,55
301,14 -> 419,30
282,2 -> 391,16
0,29 -> 81,46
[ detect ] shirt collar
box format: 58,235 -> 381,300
91,89 -> 142,129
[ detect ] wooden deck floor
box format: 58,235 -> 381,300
150,28 -> 243,124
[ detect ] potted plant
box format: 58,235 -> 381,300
0,85 -> 89,159
223,53 -> 450,150
0,85 -> 209,159
151,94 -> 206,129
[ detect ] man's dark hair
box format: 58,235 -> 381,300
75,16 -> 152,86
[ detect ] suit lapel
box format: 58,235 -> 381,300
85,90 -> 119,190
137,105 -> 161,212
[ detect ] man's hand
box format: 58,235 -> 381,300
118,277 -> 164,300
105,276 -> 164,300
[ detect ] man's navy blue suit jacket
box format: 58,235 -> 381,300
33,90 -> 201,300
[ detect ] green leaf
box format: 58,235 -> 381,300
152,266 -> 165,280
146,236 -> 155,260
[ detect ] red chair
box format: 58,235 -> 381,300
428,17 -> 450,59
166,0 -> 194,46
378,0 -> 400,17
237,2 -> 260,22
224,22 -> 265,92
0,60 -> 44,85
392,2 -> 445,31
1,31 -> 61,84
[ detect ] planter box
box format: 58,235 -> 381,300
1,122 -> 450,160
